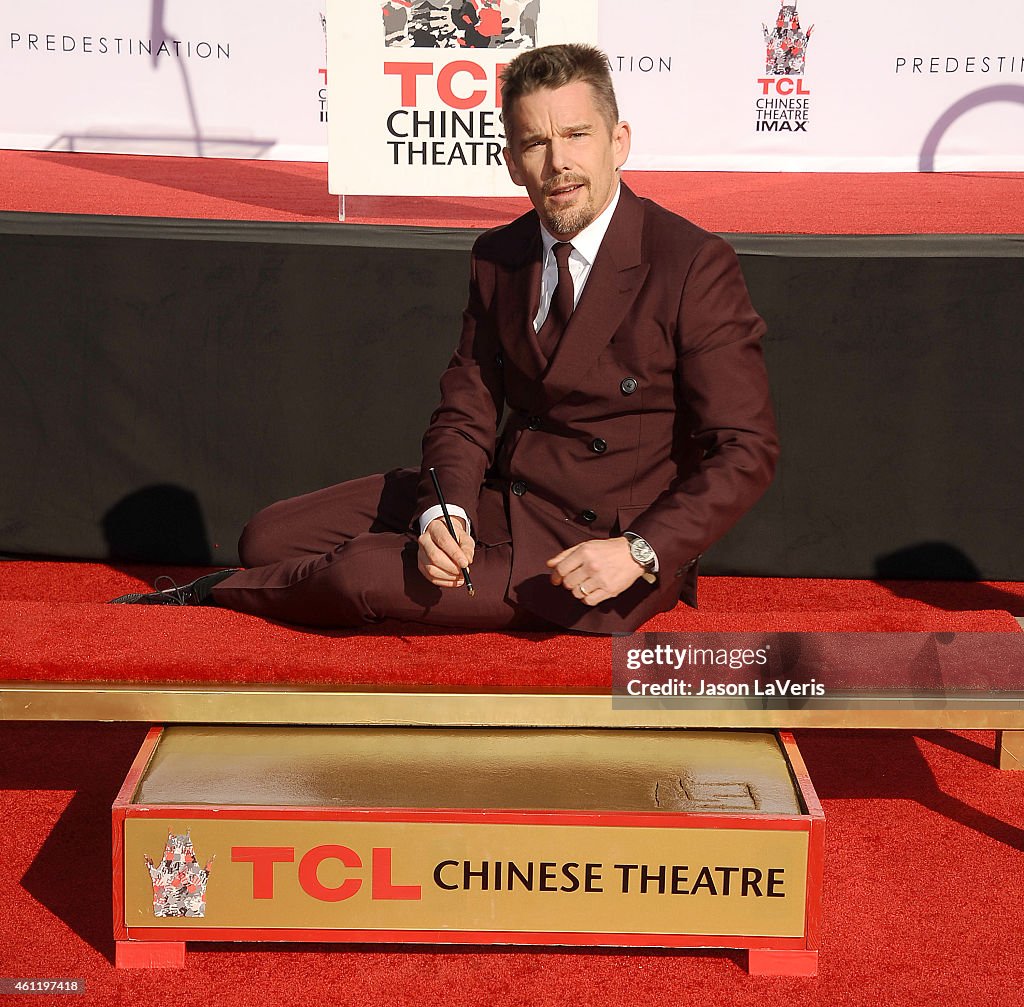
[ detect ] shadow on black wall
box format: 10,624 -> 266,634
875,542 -> 1024,616
102,484 -> 212,566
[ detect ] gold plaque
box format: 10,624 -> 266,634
124,816 -> 808,938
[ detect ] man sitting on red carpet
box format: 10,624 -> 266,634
112,43 -> 778,634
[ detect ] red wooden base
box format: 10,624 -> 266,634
115,941 -> 185,969
113,941 -> 819,973
747,948 -> 819,976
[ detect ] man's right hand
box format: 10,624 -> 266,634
417,517 -> 475,588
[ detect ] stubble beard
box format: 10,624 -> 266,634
541,174 -> 596,236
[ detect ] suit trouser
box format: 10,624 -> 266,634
210,469 -> 547,630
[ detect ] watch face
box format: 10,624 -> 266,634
629,537 -> 655,567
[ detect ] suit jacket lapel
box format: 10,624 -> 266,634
497,227 -> 546,385
541,184 -> 650,409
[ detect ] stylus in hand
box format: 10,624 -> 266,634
428,467 -> 475,597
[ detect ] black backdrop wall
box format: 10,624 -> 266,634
1,212 -> 1021,580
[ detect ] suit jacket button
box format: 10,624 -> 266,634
528,416 -> 541,431
581,509 -> 597,524
590,438 -> 607,454
620,377 -> 638,395
495,352 -> 504,368
511,480 -> 527,497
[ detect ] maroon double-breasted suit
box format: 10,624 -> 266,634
416,183 -> 777,632
216,184 -> 777,634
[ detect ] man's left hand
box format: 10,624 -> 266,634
546,537 -> 646,606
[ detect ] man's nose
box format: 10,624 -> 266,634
547,137 -> 573,175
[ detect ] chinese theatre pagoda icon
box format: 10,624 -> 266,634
763,4 -> 814,75
144,831 -> 215,918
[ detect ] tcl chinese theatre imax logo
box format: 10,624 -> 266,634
756,2 -> 814,133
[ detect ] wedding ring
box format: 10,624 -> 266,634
579,583 -> 589,596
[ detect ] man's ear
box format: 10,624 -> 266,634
502,146 -> 525,187
612,120 -> 632,170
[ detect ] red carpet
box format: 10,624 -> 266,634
3,150 -> 1024,1001
2,149 -> 1023,232
0,562 -> 1021,689
2,721 -> 1022,1004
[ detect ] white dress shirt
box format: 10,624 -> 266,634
533,182 -> 621,329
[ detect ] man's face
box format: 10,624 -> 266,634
502,81 -> 631,240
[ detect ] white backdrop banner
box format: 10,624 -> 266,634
0,0 -> 330,160
604,0 -> 1024,172
2,1 -> 1023,175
